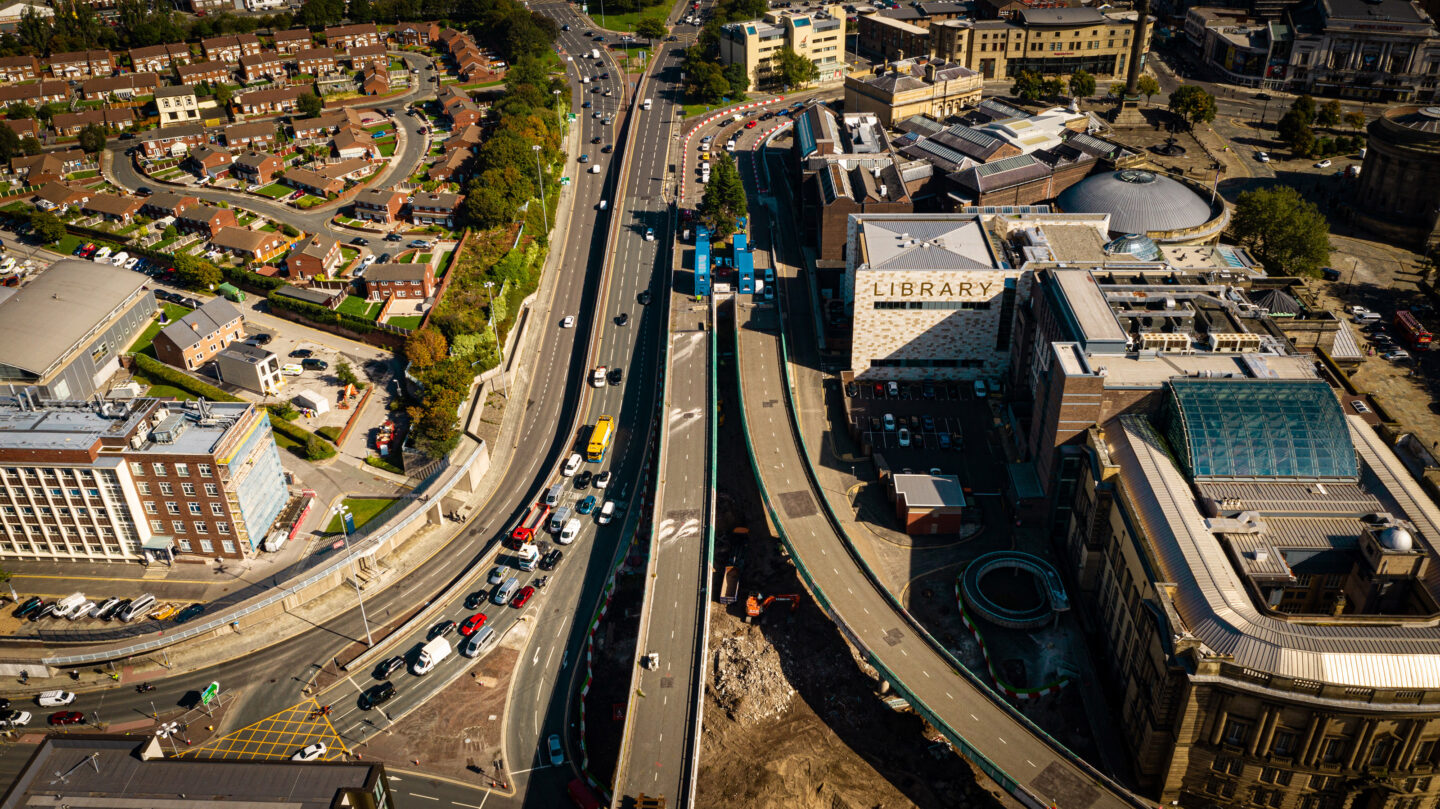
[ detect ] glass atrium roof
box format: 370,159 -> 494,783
1166,379 -> 1358,481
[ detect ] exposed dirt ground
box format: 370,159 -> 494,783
696,347 -> 1018,809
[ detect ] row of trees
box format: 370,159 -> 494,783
10,0 -> 295,58
1276,95 -> 1367,158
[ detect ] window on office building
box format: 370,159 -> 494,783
1321,738 -> 1346,764
1271,730 -> 1298,757
199,464 -> 212,477
178,538 -> 192,551
144,502 -> 157,514
199,539 -> 213,553
218,522 -> 230,535
204,483 -> 218,497
150,519 -> 164,532
194,521 -> 208,534
130,462 -> 145,475
188,503 -> 201,515
138,482 -> 150,495
152,463 -> 166,476
211,503 -> 224,516
1222,719 -> 1251,747
166,503 -> 179,515
172,520 -> 186,534
222,540 -> 235,554
159,482 -> 172,496
175,463 -> 188,477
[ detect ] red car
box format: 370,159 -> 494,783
511,586 -> 535,609
459,612 -> 488,636
49,711 -> 83,726
745,119 -> 758,129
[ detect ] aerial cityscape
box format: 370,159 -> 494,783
0,0 -> 1432,803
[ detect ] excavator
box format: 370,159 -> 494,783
745,592 -> 800,621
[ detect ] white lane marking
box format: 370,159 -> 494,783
409,794 -> 439,801
970,714 -> 979,722
998,736 -> 1007,745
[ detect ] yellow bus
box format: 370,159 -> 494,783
586,416 -> 615,462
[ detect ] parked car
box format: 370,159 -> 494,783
1314,159 -> 1332,169
289,349 -> 313,359
173,603 -> 205,623
48,711 -> 83,726
548,734 -> 564,766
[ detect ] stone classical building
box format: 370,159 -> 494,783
1354,105 -> 1440,247
1283,0 -> 1440,101
930,7 -> 1150,80
844,59 -> 983,126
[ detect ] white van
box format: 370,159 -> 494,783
1355,311 -> 1383,324
549,506 -> 573,533
51,593 -> 87,619
643,98 -> 652,110
492,577 -> 520,606
461,626 -> 498,658
560,518 -> 581,544
544,482 -> 564,507
562,453 -> 582,476
119,594 -> 156,622
281,363 -> 304,376
412,636 -> 452,675
597,500 -> 615,524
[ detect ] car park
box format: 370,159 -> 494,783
883,413 -> 896,431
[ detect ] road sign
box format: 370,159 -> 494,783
342,511 -> 355,535
561,177 -> 572,186
201,682 -> 219,705
568,113 -> 578,122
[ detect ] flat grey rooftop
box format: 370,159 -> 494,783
0,260 -> 150,378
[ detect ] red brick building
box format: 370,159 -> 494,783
152,298 -> 246,371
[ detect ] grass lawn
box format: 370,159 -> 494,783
387,315 -> 423,329
254,183 -> 293,199
66,170 -> 99,180
324,497 -> 401,533
337,295 -> 381,320
339,246 -> 359,265
127,304 -> 193,356
260,222 -> 278,232
435,249 -> 454,279
376,139 -> 397,157
1,200 -> 30,214
681,98 -> 747,119
398,252 -> 415,263
55,234 -> 87,256
295,194 -> 327,208
592,5 -> 665,32
459,79 -> 504,89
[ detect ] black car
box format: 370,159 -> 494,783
385,233 -> 403,242
600,72 -> 609,79
608,367 -> 623,386
12,596 -> 39,618
464,590 -> 488,609
616,312 -> 629,326
428,619 -> 456,639
289,349 -> 313,359
103,599 -> 131,621
592,136 -> 602,144
302,358 -> 329,371
351,237 -> 369,246
136,186 -> 152,195
360,681 -> 396,710
174,604 -> 205,623
375,656 -> 405,679
574,470 -> 592,489
638,290 -> 652,305
602,144 -> 613,154
540,549 -> 564,570
248,333 -> 273,345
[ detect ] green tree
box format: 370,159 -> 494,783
297,0 -> 344,27
162,224 -> 178,239
1344,111 -> 1367,131
349,0 -> 373,22
297,91 -> 323,118
213,83 -> 234,108
697,152 -> 747,241
773,46 -> 818,89
172,253 -> 222,289
335,359 -> 365,389
1316,99 -> 1343,128
1010,70 -> 1044,102
1277,108 -> 1314,155
77,124 -> 107,154
1136,74 -> 1161,105
1289,95 -> 1316,124
4,103 -> 33,120
635,15 -> 667,42
1230,186 -> 1331,278
281,223 -> 299,237
304,434 -> 331,461
27,211 -> 65,244
405,327 -> 448,369
722,63 -> 749,99
19,137 -> 39,156
1167,85 -> 1217,130
1069,69 -> 1096,99
0,126 -> 18,161
16,8 -> 49,54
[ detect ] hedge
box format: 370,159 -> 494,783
131,354 -> 242,402
269,288 -> 382,334
266,409 -> 337,459
223,265 -> 287,293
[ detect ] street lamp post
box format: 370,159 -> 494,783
484,280 -> 508,397
532,143 -> 550,232
553,89 -> 562,131
331,504 -> 373,648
